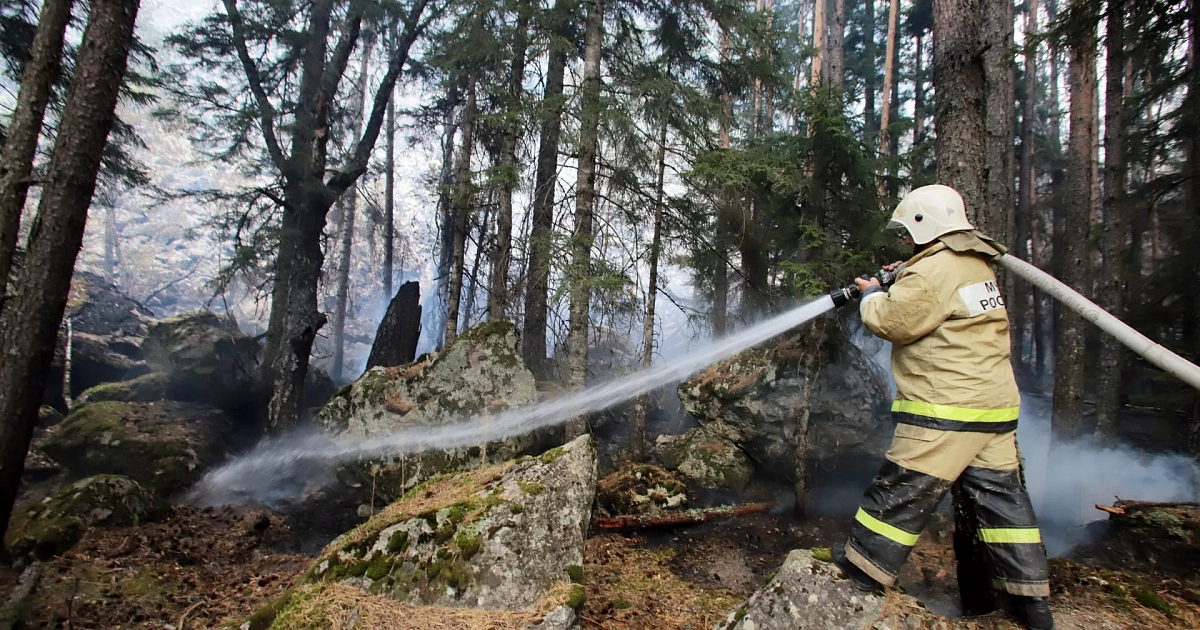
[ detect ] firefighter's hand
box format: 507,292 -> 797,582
882,260 -> 904,272
855,277 -> 881,291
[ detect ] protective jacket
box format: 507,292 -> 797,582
844,233 -> 1050,599
859,241 -> 1020,433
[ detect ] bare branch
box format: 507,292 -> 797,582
328,0 -> 441,194
221,0 -> 289,173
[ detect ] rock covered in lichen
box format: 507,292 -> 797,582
246,436 -> 596,628
655,426 -> 753,490
716,549 -> 890,630
595,465 -> 688,517
40,401 -> 239,497
677,317 -> 890,478
318,321 -> 543,499
141,311 -> 262,411
5,475 -> 164,560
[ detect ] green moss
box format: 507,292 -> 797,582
365,552 -> 395,580
75,373 -> 170,405
243,589 -> 295,630
510,503 -> 524,515
811,548 -> 833,563
387,529 -> 409,554
1108,583 -> 1128,598
0,599 -> 32,630
1133,588 -> 1172,615
484,490 -> 507,510
540,447 -> 567,465
435,522 -> 457,545
567,565 -> 584,584
454,531 -> 482,560
612,598 -> 632,610
1144,510 -> 1192,542
565,585 -> 586,610
518,481 -> 545,496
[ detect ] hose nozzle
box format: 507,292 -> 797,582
830,264 -> 906,308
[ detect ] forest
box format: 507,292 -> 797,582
0,0 -> 1200,627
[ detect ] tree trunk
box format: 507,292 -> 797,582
0,0 -> 73,307
1096,3 -> 1127,443
384,24 -> 396,302
865,0 -> 877,133
632,122 -> 668,462
366,281 -> 422,370
1015,0 -> 1039,371
434,112 -> 459,349
0,0 -> 140,543
565,0 -> 604,440
811,0 -> 826,87
521,0 -> 570,377
1188,0 -> 1200,456
103,201 -> 118,284
490,9 -> 530,322
983,0 -> 1015,296
878,0 -> 898,192
445,76 -> 479,347
913,34 -> 925,147
825,0 -> 846,87
332,40 -> 374,380
714,30 -> 731,337
933,0 -> 986,219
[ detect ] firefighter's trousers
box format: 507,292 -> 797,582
845,416 -> 1051,597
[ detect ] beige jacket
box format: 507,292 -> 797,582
860,242 -> 1020,423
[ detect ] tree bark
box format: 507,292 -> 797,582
933,0 -> 986,219
366,281 -> 422,370
1052,0 -> 1096,444
490,8 -> 530,322
865,0 -> 877,133
565,0 -> 604,440
913,33 -> 925,147
103,200 -> 119,284
0,0 -> 140,542
434,109 -> 459,349
1188,0 -> 1200,456
384,23 -> 397,302
714,30 -> 731,337
1015,0 -> 1038,371
521,0 -> 570,378
1096,2 -> 1127,442
632,122 -> 668,462
332,39 -> 374,380
878,0 -> 899,192
983,0 -> 1015,304
811,0 -> 826,87
445,75 -> 479,347
0,0 -> 74,308
825,0 -> 846,87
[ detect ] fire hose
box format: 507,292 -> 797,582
830,255 -> 1200,392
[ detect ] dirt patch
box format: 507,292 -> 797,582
4,506 -> 312,629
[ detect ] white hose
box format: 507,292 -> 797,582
997,254 -> 1200,392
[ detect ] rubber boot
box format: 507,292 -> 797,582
831,543 -> 884,594
1010,596 -> 1054,630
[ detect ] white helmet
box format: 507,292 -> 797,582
888,184 -> 974,245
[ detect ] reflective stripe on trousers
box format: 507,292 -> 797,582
846,413 -> 1050,597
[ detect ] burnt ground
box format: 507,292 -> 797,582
3,477 -> 1200,629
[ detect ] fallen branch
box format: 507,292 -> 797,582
1095,500 -> 1200,516
594,502 -> 773,530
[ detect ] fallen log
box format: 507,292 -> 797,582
594,502 -> 773,530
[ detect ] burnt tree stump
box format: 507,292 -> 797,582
366,281 -> 421,370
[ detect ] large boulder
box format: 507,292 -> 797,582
4,475 -> 164,560
40,401 -> 241,497
677,317 -> 890,479
141,311 -> 262,412
655,426 -> 753,490
716,549 -> 929,630
245,436 -> 597,629
44,272 -> 156,404
318,321 -> 543,499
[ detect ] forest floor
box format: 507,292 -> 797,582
4,490 -> 1199,629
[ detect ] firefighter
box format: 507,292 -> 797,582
831,184 -> 1054,630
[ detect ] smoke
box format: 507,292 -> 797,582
854,322 -> 1200,556
187,296 -> 839,507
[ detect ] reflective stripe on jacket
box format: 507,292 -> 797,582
859,242 -> 1020,431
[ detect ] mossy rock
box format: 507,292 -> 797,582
4,475 -> 164,560
74,372 -> 170,406
655,426 -> 753,490
141,311 -> 262,411
40,401 -> 237,497
37,405 -> 65,427
595,465 -> 688,517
